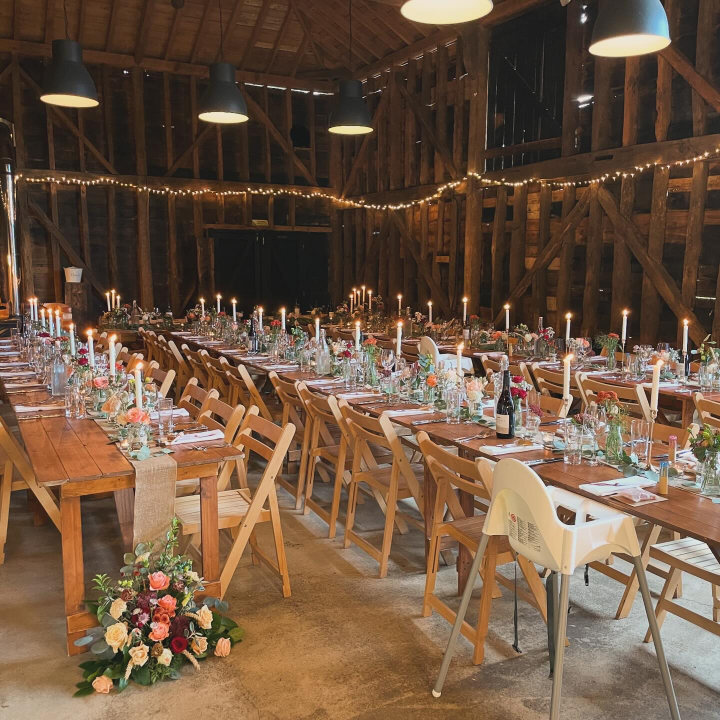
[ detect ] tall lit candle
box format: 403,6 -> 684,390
109,334 -> 117,378
69,323 -> 76,357
40,308 -> 46,328
231,298 -> 237,322
106,292 -> 111,312
621,309 -> 629,346
355,321 -> 361,350
682,319 -> 689,354
396,321 -> 403,354
34,298 -> 38,321
350,292 -> 354,314
281,308 -> 286,331
111,289 -> 116,309
200,297 -> 205,317
48,310 -> 55,337
135,362 -> 143,410
368,290 -> 372,311
397,294 -> 402,315
428,300 -> 433,324
650,360 -> 663,415
87,329 -> 95,368
315,316 -> 320,340
116,295 -> 120,309
504,303 -> 510,333
563,353 -> 573,400
55,309 -> 61,334
216,294 -> 221,313
258,307 -> 263,328
462,297 -> 468,324
457,343 -> 464,378
565,312 -> 572,343
361,285 -> 366,305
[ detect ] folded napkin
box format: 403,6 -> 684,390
264,364 -> 299,370
579,478 -> 656,497
0,362 -> 28,368
641,381 -> 680,389
385,408 -> 436,417
5,382 -> 46,389
170,429 -> 225,445
338,392 -> 382,399
149,407 -> 190,420
0,351 -> 21,356
14,404 -> 64,413
305,378 -> 344,386
480,442 -> 544,456
0,370 -> 35,377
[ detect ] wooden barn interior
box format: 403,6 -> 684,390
2,1 -> 720,718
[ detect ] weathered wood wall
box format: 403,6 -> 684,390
332,0 -> 720,346
2,54 -> 333,316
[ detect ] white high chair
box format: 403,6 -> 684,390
418,336 -> 474,374
432,458 -> 681,720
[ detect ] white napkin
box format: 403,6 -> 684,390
0,370 -> 35,377
149,407 -> 190,420
338,392 -> 382,399
579,478 -> 656,497
0,362 -> 27,368
170,429 -> 225,445
264,364 -> 299,370
0,351 -> 21,356
5,382 -> 46,389
305,378 -> 344,386
641,381 -> 680,389
385,408 -> 436,417
479,443 -> 544,456
14,404 -> 64,413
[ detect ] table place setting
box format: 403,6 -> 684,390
479,441 -> 545,456
169,428 -> 226,445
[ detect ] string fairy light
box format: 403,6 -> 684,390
16,145 -> 719,212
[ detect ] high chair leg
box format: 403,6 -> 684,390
632,556 -> 681,720
549,574 -> 570,720
432,533 -> 489,698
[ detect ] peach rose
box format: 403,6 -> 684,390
148,622 -> 169,642
196,605 -> 213,630
109,598 -> 127,620
104,622 -> 128,653
126,407 -> 150,425
92,675 -> 113,694
214,637 -> 231,658
93,376 -> 109,389
156,594 -> 177,616
128,643 -> 149,668
190,636 -> 208,655
102,395 -> 122,415
148,571 -> 170,591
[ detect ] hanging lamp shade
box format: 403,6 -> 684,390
400,0 -> 493,25
590,0 -> 670,58
40,39 -> 99,108
198,62 -> 249,124
328,80 -> 373,136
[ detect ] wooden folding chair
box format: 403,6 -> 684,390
693,392 -> 720,429
145,362 -> 176,399
531,363 -> 584,402
267,372 -> 310,508
181,344 -> 210,388
203,354 -> 232,401
117,350 -> 144,373
229,364 -> 283,422
0,416 -> 61,563
161,338 -> 193,401
174,414 -> 295,599
589,423 -> 698,619
578,374 -> 652,421
418,433 -> 547,664
177,378 -> 219,420
341,404 -> 425,578
481,355 -> 533,387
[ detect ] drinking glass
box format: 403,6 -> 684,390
158,397 -> 174,436
656,342 -> 671,355
563,423 -> 583,465
525,413 -> 541,443
631,419 -> 651,468
380,349 -> 395,375
445,386 -> 462,424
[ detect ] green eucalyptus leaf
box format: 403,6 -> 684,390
228,627 -> 245,643
622,465 -> 638,477
123,553 -> 136,564
168,669 -> 182,680
91,640 -> 109,655
74,635 -> 95,647
215,600 -> 229,613
101,613 -> 117,627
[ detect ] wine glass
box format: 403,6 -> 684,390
380,349 -> 395,376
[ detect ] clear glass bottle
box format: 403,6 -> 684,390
50,340 -> 67,397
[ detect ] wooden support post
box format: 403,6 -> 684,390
102,66 -> 118,293
581,184 -> 602,337
509,185 -> 527,292
532,183 -> 552,326
555,186 -> 576,326
329,135 -> 343,307
591,56 -> 616,152
45,59 -> 62,302
434,44 -> 448,183
561,0 -> 584,156
163,73 -> 180,315
490,186 -> 507,319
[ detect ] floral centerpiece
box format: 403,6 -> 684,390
596,332 -> 620,370
510,375 -> 531,433
596,390 -> 627,464
363,337 -> 379,386
689,425 -> 720,496
73,520 -> 243,696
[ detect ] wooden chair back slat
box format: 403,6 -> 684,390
579,375 -> 651,422
694,393 -> 720,431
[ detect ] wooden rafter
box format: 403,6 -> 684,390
265,4 -> 292,73
493,186 -> 592,325
191,0 -> 215,65
355,0 -> 415,46
105,0 -> 119,52
290,34 -> 310,77
164,2 -> 184,60
216,0 -> 248,62
300,3 -> 374,66
134,0 -> 155,65
328,0 -> 401,54
77,0 -> 89,46
660,45 -> 720,116
240,0 -> 272,70
287,0 -> 333,70
394,75 -> 458,180
164,125 -> 215,177
598,186 -> 708,346
44,0 -> 55,44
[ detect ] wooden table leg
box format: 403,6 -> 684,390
61,495 -> 91,656
457,489 -> 474,594
680,397 -> 696,429
199,474 -> 221,597
113,488 -> 135,552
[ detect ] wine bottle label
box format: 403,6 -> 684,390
496,414 -> 510,434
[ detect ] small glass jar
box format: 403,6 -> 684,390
701,449 -> 720,497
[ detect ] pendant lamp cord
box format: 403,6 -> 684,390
219,0 -> 225,63
63,0 -> 69,40
348,0 -> 353,72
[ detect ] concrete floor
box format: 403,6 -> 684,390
1,479 -> 719,720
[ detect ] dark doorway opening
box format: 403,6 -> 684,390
212,229 -> 330,314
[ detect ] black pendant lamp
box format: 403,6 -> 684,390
590,0 -> 671,58
41,0 -> 98,108
198,0 -> 249,124
401,0 -> 493,25
329,0 -> 373,135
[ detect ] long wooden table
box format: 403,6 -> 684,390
1,378 -> 243,655
168,332 -> 720,582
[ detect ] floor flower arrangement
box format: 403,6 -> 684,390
74,519 -> 244,696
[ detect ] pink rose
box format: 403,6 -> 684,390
148,622 -> 169,641
156,595 -> 177,616
93,376 -> 109,389
92,675 -> 113,694
214,637 -> 231,658
148,572 -> 170,591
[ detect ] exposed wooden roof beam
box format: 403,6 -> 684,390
289,32 -> 310,77
355,0 -> 416,46
300,3 -> 375,66
134,0 -> 155,64
265,4 -> 292,73
106,0 -> 120,51
0,38 -> 334,92
240,0 -> 272,70
164,3 -> 184,60
190,0 -> 214,64
44,0 -> 56,43
215,0 -> 248,63
287,0 -> 338,69
328,0 -> 402,55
